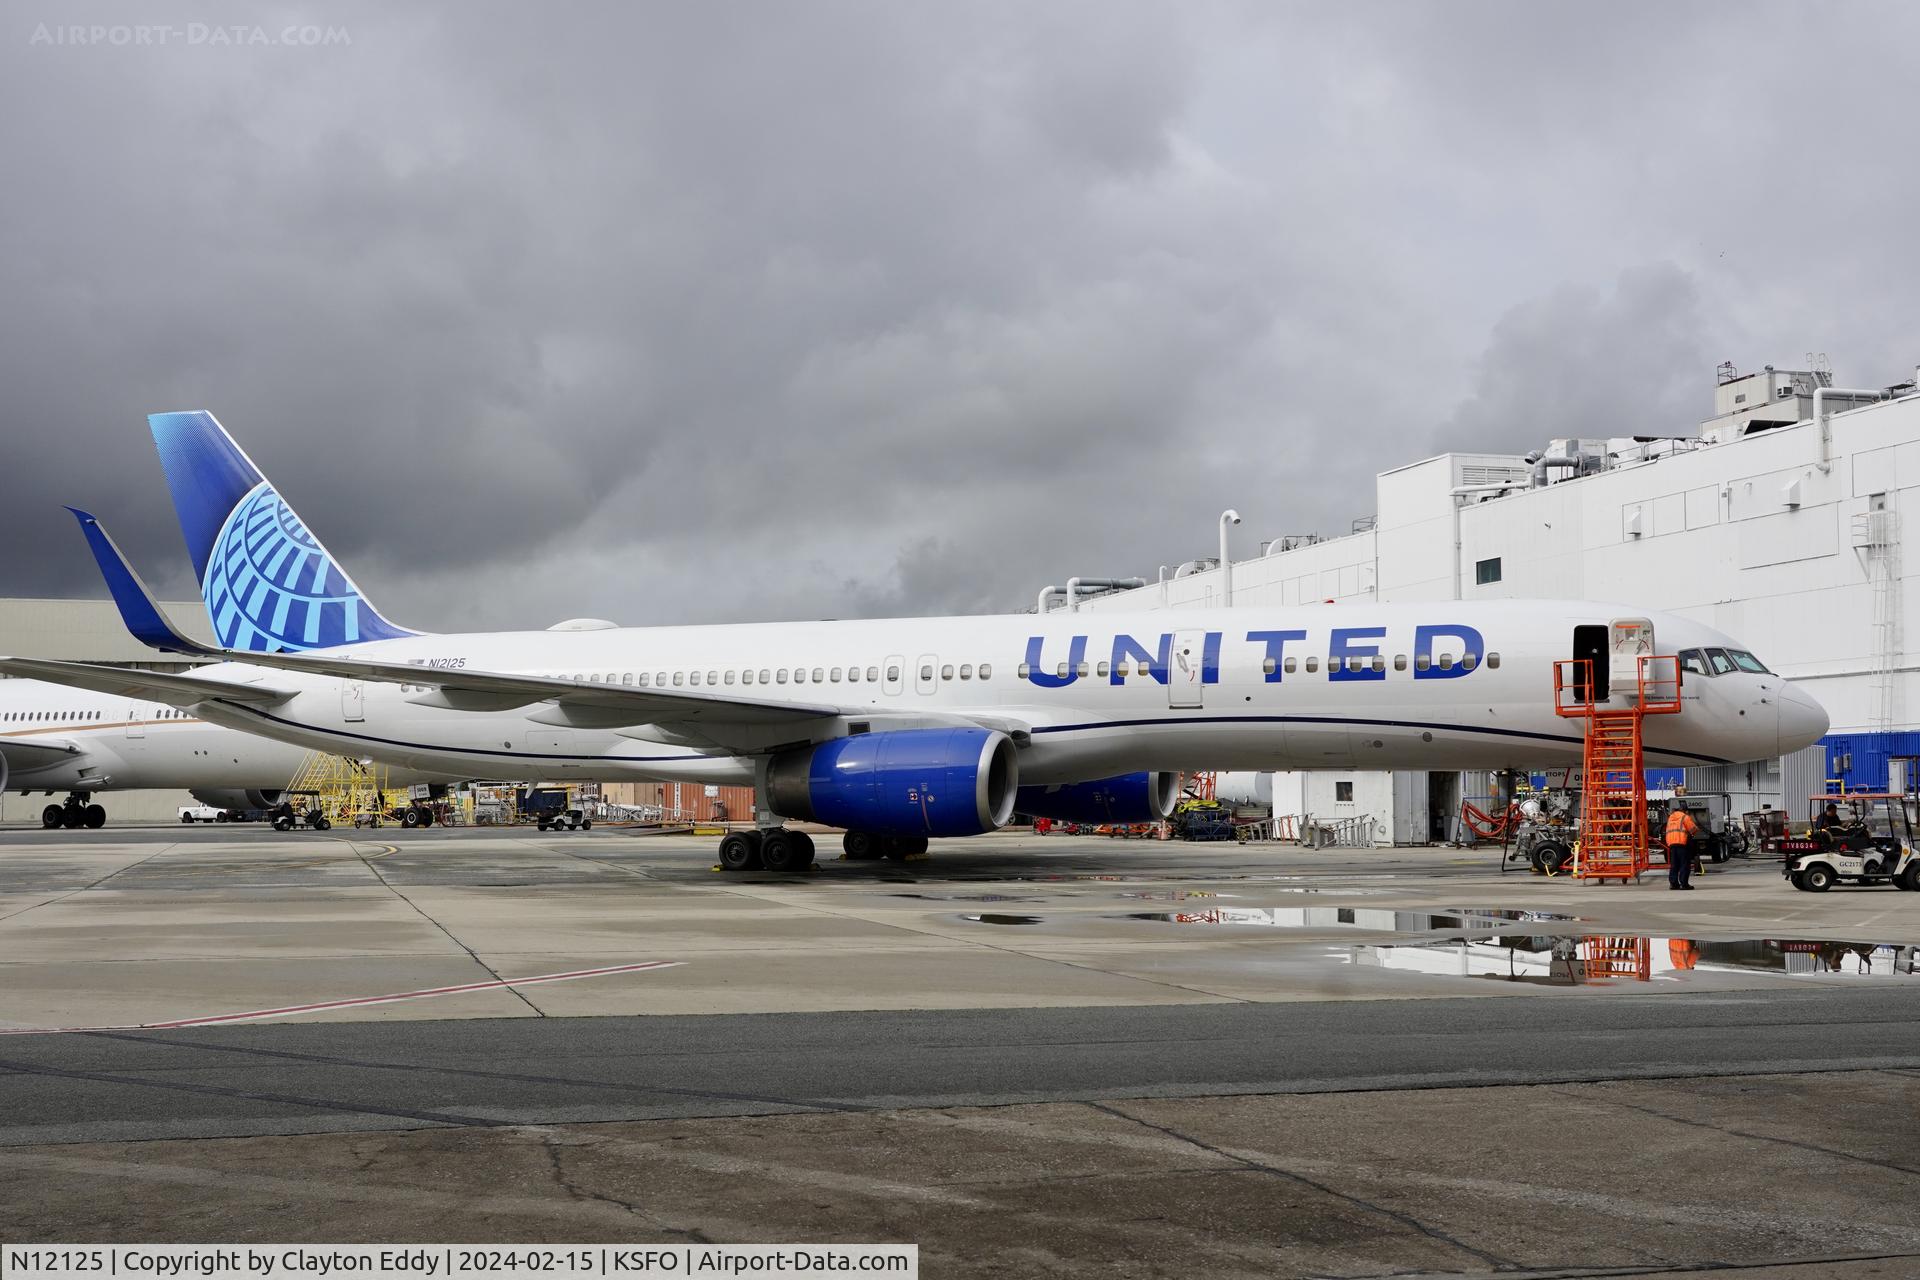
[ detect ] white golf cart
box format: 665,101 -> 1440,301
1783,793 -> 1920,892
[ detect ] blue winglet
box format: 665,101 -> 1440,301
65,508 -> 217,657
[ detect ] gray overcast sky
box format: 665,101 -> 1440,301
3,1 -> 1917,629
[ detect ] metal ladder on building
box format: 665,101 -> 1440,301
1553,654 -> 1683,883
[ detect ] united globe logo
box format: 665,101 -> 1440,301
203,481 -> 379,651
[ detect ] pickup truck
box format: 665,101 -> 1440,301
178,803 -> 228,823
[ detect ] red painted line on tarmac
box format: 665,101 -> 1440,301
0,960 -> 683,1036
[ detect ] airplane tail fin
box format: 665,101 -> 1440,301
147,411 -> 417,652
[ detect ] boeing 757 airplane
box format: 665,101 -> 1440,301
0,411 -> 1828,870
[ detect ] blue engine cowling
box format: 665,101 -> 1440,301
765,727 -> 1019,837
1016,772 -> 1178,824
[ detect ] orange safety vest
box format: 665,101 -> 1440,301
1665,808 -> 1698,846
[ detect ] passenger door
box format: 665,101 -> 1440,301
1169,630 -> 1206,709
342,681 -> 366,723
883,655 -> 906,698
1571,625 -> 1608,703
915,653 -> 939,696
125,702 -> 145,739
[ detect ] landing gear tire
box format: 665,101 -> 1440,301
762,829 -> 815,874
1802,864 -> 1835,892
41,804 -> 63,830
84,804 -> 106,829
403,808 -> 423,829
843,831 -> 881,860
719,830 -> 764,871
1534,841 -> 1571,878
61,807 -> 84,829
882,834 -> 929,861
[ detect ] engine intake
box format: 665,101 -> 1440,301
766,727 -> 1019,837
1017,772 -> 1178,824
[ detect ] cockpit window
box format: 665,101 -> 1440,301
1678,649 -> 1707,676
1705,648 -> 1737,675
1728,649 -> 1770,674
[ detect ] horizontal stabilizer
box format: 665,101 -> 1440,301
0,657 -> 294,707
65,508 -> 217,657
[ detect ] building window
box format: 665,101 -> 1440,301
1475,557 -> 1501,585
1335,780 -> 1354,803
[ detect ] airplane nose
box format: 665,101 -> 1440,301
1777,683 -> 1829,755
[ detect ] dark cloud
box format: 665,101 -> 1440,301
2,1 -> 1918,628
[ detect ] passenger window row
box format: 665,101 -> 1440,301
522,664 -> 996,690
1,708 -> 190,724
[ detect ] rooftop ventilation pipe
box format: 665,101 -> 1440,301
1042,579 -> 1148,613
1528,448 -> 1579,488
1813,384 -> 1895,473
1219,509 -> 1242,606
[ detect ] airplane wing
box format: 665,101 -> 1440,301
0,734 -> 83,762
0,657 -> 296,707
225,647 -> 844,725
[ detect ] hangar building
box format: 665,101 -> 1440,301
0,598 -> 213,822
1073,363 -> 1920,842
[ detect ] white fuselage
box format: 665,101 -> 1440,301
0,679 -> 315,798
163,601 -> 1822,786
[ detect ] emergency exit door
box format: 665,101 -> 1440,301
342,681 -> 366,722
1169,630 -> 1205,709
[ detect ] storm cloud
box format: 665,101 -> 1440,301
3,1 -> 1917,628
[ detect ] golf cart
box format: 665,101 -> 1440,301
269,792 -> 332,832
1782,793 -> 1920,892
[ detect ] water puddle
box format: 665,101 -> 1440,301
1345,936 -> 1920,985
1119,907 -> 1586,932
960,913 -> 1045,926
892,893 -> 1036,903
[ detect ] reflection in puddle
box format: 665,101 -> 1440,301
894,893 -> 1034,903
1348,936 -> 1920,985
960,914 -> 1044,926
1121,907 -> 1585,932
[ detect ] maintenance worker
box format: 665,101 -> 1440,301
1665,801 -> 1699,890
1814,801 -> 1846,837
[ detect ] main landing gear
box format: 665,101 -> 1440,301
841,831 -> 928,862
41,793 -> 106,830
717,828 -> 816,873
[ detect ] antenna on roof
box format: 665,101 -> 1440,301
1715,361 -> 1738,385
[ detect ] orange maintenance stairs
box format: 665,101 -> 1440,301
1553,653 -> 1683,883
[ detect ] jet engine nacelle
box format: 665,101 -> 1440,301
1017,772 -> 1179,824
189,788 -> 284,811
766,727 -> 1019,837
